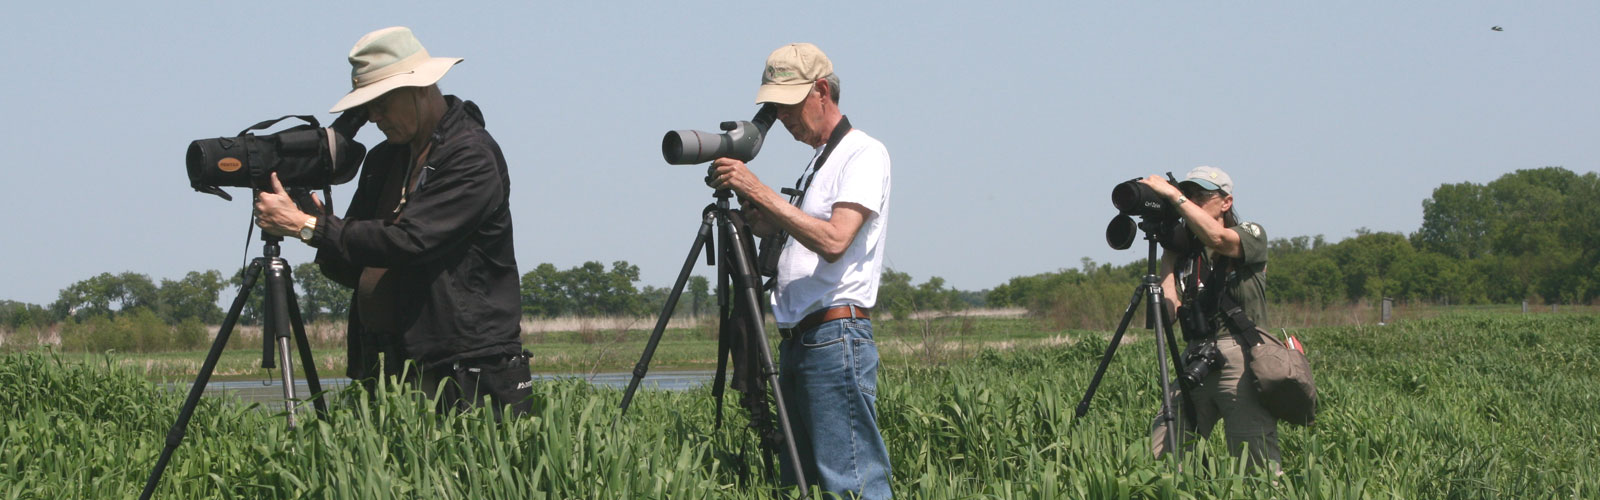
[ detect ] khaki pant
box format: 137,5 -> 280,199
1152,334 -> 1281,471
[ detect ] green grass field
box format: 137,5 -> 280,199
2,312 -> 1597,498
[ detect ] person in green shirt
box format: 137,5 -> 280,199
1142,166 -> 1279,472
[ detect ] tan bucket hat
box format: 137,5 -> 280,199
329,27 -> 462,113
755,43 -> 833,105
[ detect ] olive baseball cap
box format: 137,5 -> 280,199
755,43 -> 833,105
1179,166 -> 1234,195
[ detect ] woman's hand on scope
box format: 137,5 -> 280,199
1137,175 -> 1182,202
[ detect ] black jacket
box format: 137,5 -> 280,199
312,96 -> 522,371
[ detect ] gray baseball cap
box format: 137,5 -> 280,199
1179,166 -> 1233,195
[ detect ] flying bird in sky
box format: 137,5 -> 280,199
1492,26 -> 1504,31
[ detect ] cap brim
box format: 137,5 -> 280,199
330,57 -> 462,112
1180,179 -> 1221,192
755,83 -> 811,105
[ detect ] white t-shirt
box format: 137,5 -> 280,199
772,129 -> 891,327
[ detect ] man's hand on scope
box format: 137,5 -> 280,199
330,108 -> 369,140
254,172 -> 323,238
707,158 -> 768,199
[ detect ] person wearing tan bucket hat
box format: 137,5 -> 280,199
1137,166 -> 1282,473
255,26 -> 533,418
706,42 -> 894,499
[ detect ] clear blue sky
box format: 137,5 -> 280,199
2,2 -> 1596,306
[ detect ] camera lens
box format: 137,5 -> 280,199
1180,345 -> 1222,387
1180,359 -> 1212,387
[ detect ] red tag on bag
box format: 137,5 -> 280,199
1285,336 -> 1305,354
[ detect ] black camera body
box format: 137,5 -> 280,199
1180,341 -> 1224,387
186,115 -> 366,200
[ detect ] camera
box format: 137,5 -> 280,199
1180,342 -> 1224,387
186,114 -> 367,200
661,104 -> 777,165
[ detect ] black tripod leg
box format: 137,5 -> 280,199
1149,293 -> 1183,464
140,259 -> 264,500
283,268 -> 329,417
721,216 -> 811,499
1075,284 -> 1146,418
616,213 -> 714,419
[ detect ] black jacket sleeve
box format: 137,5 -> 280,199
314,140 -> 505,269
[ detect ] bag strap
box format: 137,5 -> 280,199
237,115 -> 319,137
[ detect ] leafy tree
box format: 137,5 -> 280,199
293,262 -> 350,323
688,276 -> 711,318
877,268 -> 970,320
1390,251 -> 1484,304
1414,182 -> 1493,259
51,272 -> 159,322
1271,252 -> 1344,305
876,269 -> 916,320
227,266 -> 265,326
157,270 -> 226,324
1323,231 -> 1415,301
1409,167 -> 1600,302
0,300 -> 47,330
519,261 -> 645,317
520,263 -> 570,318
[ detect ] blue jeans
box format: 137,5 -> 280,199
778,318 -> 893,499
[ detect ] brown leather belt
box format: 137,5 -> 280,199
779,305 -> 870,339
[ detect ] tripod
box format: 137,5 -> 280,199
1075,219 -> 1196,464
616,189 -> 811,498
140,234 -> 329,500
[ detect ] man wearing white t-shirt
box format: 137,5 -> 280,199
708,42 -> 893,499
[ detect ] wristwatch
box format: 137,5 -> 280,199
1174,195 -> 1188,206
298,216 -> 318,243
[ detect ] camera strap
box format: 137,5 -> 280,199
787,115 -> 853,207
758,116 -> 851,287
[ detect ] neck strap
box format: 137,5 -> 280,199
788,116 -> 853,206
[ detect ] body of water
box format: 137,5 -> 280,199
172,370 -> 717,405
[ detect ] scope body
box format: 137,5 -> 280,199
661,104 -> 778,165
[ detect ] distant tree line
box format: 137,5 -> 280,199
518,260 -> 713,319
